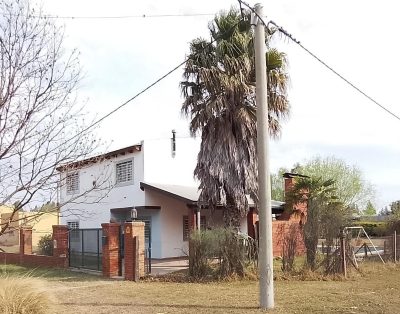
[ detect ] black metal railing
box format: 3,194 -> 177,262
69,228 -> 103,271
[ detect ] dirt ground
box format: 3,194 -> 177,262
2,263 -> 400,313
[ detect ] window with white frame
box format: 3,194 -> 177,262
66,172 -> 79,195
116,159 -> 133,185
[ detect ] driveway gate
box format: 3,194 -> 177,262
69,228 -> 103,271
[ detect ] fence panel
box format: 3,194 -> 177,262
69,228 -> 102,271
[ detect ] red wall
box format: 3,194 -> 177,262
0,252 -> 68,268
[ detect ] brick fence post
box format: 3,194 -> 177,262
52,225 -> 69,267
124,221 -> 145,281
247,208 -> 258,239
19,227 -> 33,255
102,223 -> 120,278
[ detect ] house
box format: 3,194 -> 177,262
0,209 -> 59,253
59,137 -> 304,259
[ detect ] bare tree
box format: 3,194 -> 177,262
0,0 -> 107,236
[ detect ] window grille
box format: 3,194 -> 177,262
116,160 -> 133,184
183,215 -> 206,241
67,221 -> 79,229
66,172 -> 79,194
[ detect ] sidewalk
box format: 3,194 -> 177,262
150,258 -> 188,275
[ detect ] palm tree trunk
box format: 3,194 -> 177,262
223,194 -> 242,229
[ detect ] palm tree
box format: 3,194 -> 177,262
181,8 -> 289,227
286,177 -> 346,270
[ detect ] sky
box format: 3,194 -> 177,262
41,0 -> 400,210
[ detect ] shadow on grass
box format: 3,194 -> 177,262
61,302 -> 259,311
0,264 -> 103,282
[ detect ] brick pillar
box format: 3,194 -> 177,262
19,227 -> 33,255
281,175 -> 295,220
247,208 -> 258,239
52,225 -> 69,258
102,223 -> 120,278
124,221 -> 145,281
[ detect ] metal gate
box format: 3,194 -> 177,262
69,228 -> 102,271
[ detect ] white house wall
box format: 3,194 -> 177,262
144,190 -> 249,259
144,190 -> 188,258
60,150 -> 145,228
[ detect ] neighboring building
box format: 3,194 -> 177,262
0,209 -> 59,253
58,137 -> 303,259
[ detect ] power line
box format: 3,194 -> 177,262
80,60 -> 187,134
8,12 -> 215,20
268,20 -> 400,122
238,0 -> 400,122
76,18 -> 244,138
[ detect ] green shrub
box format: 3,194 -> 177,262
0,276 -> 51,313
37,235 -> 53,256
188,228 -> 256,279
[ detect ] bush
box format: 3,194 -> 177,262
388,219 -> 400,234
188,228 -> 256,279
37,235 -> 53,256
353,222 -> 389,237
0,276 -> 51,313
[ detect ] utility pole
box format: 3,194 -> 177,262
254,3 -> 274,310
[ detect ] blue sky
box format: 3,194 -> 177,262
43,0 -> 400,210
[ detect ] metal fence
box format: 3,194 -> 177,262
69,228 -> 102,271
380,233 -> 400,262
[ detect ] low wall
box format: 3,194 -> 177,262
255,219 -> 305,257
272,220 -> 305,257
0,252 -> 68,268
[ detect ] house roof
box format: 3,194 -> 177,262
283,172 -> 309,179
56,143 -> 142,172
140,182 -> 285,208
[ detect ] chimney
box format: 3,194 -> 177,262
282,172 -> 309,221
171,130 -> 176,158
283,172 -> 309,195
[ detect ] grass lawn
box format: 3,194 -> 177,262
1,263 -> 400,313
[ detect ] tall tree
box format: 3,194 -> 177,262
293,156 -> 375,212
363,201 -> 377,216
271,167 -> 288,202
0,0 -> 105,236
390,201 -> 400,218
181,8 -> 289,226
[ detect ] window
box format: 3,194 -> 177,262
183,215 -> 206,241
66,172 -> 79,195
116,159 -> 133,185
68,221 -> 80,240
67,221 -> 79,229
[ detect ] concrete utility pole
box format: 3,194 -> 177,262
254,3 -> 274,310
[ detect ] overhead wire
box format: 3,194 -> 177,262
238,0 -> 400,122
2,12 -> 215,20
68,16 -> 245,141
